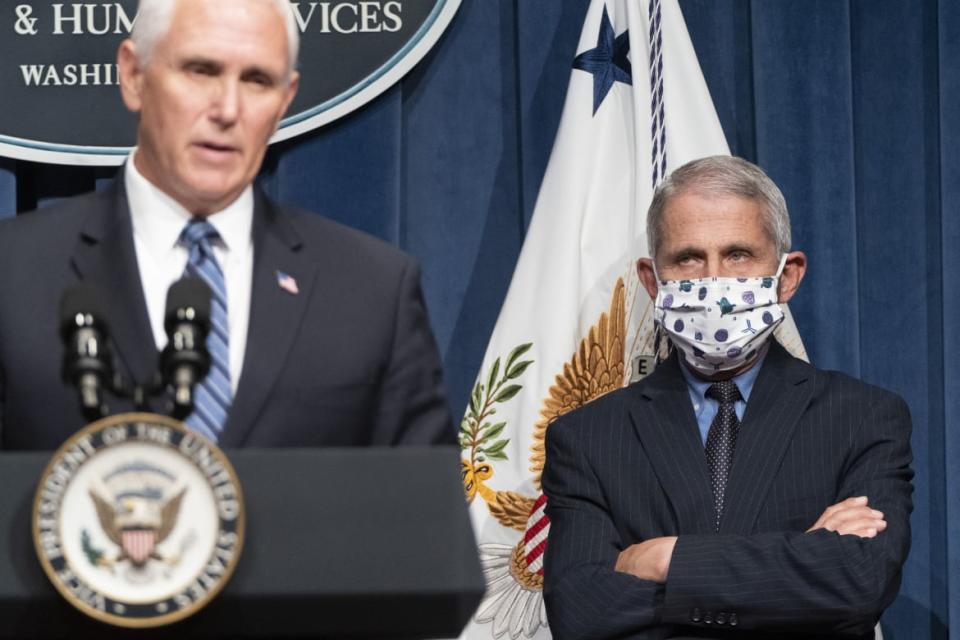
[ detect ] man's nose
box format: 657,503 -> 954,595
210,78 -> 241,125
701,257 -> 724,279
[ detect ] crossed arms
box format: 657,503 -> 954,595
616,495 -> 887,583
541,388 -> 913,639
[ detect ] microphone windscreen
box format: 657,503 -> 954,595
59,283 -> 110,337
164,278 -> 212,333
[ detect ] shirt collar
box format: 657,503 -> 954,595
125,150 -> 253,257
678,344 -> 768,405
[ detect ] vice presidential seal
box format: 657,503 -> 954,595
33,413 -> 244,628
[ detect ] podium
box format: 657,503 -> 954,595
0,446 -> 484,638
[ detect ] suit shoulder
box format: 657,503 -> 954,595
0,190 -> 101,238
763,344 -> 909,414
813,366 -> 909,410
0,190 -> 104,267
277,203 -> 415,271
548,384 -> 638,446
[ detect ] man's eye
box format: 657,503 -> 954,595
244,74 -> 274,87
186,64 -> 216,76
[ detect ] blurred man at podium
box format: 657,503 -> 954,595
0,0 -> 454,449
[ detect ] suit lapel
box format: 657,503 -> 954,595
69,179 -> 157,389
219,193 -> 316,447
720,342 -> 814,534
629,354 -> 716,534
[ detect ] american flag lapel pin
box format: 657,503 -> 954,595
276,270 -> 299,295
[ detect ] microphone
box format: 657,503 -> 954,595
161,278 -> 212,419
60,283 -> 113,421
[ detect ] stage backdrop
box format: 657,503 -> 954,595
0,1 -> 956,637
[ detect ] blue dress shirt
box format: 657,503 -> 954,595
678,349 -> 768,446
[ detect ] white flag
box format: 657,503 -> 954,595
459,1 -> 805,638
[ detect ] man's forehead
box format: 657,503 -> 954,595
165,0 -> 283,35
170,0 -> 276,13
662,193 -> 763,228
158,0 -> 290,71
658,192 -> 775,250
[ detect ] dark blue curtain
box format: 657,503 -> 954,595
0,1 -> 956,636
684,2 -> 956,637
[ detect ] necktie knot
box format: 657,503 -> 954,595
179,219 -> 221,250
706,380 -> 741,405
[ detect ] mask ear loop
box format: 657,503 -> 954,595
650,260 -> 672,366
653,322 -> 664,366
775,253 -> 788,277
653,324 -> 674,366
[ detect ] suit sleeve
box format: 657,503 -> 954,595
542,410 -> 666,639
0,359 -> 5,447
660,388 -> 913,634
370,259 -> 455,446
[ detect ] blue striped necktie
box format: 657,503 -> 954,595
179,219 -> 232,441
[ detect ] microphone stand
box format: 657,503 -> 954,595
61,278 -> 212,423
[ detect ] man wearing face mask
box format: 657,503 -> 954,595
541,156 -> 913,639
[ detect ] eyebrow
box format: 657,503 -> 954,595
665,246 -> 705,261
179,56 -> 284,81
664,243 -> 761,260
180,55 -> 221,70
719,243 -> 759,255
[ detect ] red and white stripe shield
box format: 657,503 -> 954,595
121,529 -> 157,565
523,493 -> 550,575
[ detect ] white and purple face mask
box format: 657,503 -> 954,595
654,255 -> 786,375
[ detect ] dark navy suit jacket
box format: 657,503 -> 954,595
542,342 -> 913,639
0,178 -> 454,449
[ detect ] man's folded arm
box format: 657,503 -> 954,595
660,390 -> 913,634
542,413 -> 665,640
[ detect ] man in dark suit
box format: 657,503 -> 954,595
541,156 -> 912,639
0,0 -> 453,449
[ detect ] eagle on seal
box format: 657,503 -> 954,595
89,487 -> 187,566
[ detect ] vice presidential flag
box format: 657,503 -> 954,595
459,1 -> 806,638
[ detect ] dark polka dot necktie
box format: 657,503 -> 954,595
705,380 -> 742,531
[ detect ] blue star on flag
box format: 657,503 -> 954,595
572,5 -> 632,115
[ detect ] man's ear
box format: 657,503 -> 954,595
777,251 -> 807,303
268,70 -> 300,135
117,39 -> 144,113
282,70 -> 300,116
636,258 -> 659,300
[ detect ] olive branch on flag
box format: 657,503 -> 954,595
460,343 -> 533,466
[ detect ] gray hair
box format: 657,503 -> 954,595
130,0 -> 300,79
646,155 -> 792,261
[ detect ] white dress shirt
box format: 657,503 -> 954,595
125,154 -> 253,393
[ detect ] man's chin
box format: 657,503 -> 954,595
177,179 -> 245,216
